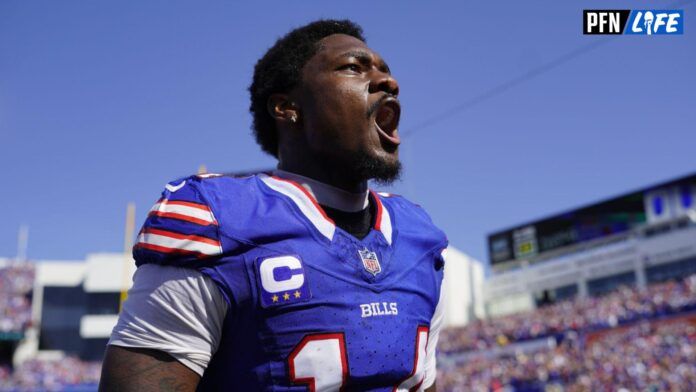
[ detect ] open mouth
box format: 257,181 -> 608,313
374,99 -> 401,146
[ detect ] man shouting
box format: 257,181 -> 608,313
101,19 -> 447,392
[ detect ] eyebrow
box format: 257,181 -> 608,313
338,50 -> 391,74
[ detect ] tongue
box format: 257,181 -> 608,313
377,106 -> 395,133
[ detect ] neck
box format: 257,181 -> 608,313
273,169 -> 369,212
277,159 -> 367,193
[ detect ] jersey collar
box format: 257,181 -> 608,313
258,173 -> 393,245
273,170 -> 368,212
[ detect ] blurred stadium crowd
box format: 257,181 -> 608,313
440,275 -> 696,353
0,263 -> 100,391
438,275 -> 696,391
0,264 -> 34,334
0,358 -> 100,392
1,262 -> 695,391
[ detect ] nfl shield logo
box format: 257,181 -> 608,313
358,248 -> 381,276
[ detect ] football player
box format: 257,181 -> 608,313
100,19 -> 447,391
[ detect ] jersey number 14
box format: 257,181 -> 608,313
287,326 -> 429,392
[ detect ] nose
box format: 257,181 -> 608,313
370,71 -> 399,97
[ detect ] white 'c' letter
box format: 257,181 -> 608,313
259,256 -> 304,293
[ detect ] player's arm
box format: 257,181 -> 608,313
99,264 -> 227,391
99,265 -> 226,392
101,178 -> 229,390
100,346 -> 199,392
421,294 -> 443,392
422,248 -> 447,392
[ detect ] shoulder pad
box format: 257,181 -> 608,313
133,175 -> 222,267
379,193 -> 448,248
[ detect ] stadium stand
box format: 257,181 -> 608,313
1,262 -> 102,391
440,274 -> 696,353
0,266 -> 694,390
437,274 -> 696,391
0,263 -> 34,335
1,357 -> 100,392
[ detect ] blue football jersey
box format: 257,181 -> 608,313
134,173 -> 448,391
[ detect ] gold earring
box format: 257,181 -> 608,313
290,114 -> 297,123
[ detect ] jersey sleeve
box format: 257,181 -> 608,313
422,248 -> 447,389
133,176 -> 223,268
108,263 -> 228,376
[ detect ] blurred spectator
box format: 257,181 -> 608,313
439,274 -> 696,353
0,263 -> 35,334
1,268 -> 695,390
437,319 -> 696,391
2,357 -> 101,391
0,364 -> 13,390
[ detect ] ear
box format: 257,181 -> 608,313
267,94 -> 300,125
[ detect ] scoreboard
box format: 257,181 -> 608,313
488,173 -> 696,272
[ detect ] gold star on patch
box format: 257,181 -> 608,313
294,290 -> 301,298
272,294 -> 279,303
283,292 -> 291,301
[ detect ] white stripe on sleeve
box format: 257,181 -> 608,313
150,200 -> 217,226
136,229 -> 222,256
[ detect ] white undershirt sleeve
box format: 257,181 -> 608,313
108,263 -> 228,376
422,259 -> 447,389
